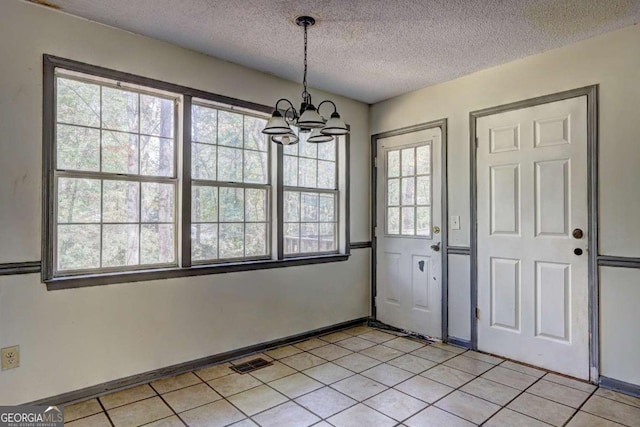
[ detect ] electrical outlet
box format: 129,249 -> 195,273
1,346 -> 19,370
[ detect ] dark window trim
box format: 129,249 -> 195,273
45,254 -> 350,290
42,55 -> 351,290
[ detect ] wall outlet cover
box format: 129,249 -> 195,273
1,346 -> 20,370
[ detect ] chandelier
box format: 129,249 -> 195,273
262,16 -> 349,145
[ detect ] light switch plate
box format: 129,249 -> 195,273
451,215 -> 461,230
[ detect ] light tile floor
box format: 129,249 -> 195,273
63,325 -> 640,427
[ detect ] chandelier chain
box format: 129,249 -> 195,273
302,21 -> 309,102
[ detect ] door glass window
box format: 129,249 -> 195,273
386,144 -> 431,237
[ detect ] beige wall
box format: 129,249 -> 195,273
371,24 -> 640,384
0,1 -> 370,404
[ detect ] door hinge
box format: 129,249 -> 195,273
475,307 -> 480,320
374,226 -> 378,237
475,137 -> 479,149
374,156 -> 378,168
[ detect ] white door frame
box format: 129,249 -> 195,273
371,119 -> 449,340
470,86 -> 600,382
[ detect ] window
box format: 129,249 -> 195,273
191,103 -> 271,262
283,132 -> 338,254
385,144 -> 431,237
53,74 -> 178,274
43,56 -> 350,287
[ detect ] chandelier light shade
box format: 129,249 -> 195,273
297,105 -> 325,129
321,111 -> 349,135
307,127 -> 334,143
271,130 -> 299,145
262,110 -> 292,135
262,15 -> 350,143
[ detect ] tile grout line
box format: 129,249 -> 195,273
84,326 -> 630,427
95,394 -> 116,427
592,392 -> 640,411
393,349 -> 488,426
278,328 -> 427,425
560,386 -> 600,427
317,337 -> 463,425
479,365 -> 586,426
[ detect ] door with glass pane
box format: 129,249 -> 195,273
376,128 -> 442,338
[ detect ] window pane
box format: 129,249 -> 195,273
140,136 -> 174,177
219,187 -> 244,222
217,110 -> 243,147
192,143 -> 216,180
56,78 -> 100,127
57,224 -> 100,270
57,178 -> 101,223
140,95 -> 174,138
192,224 -> 217,261
318,139 -> 336,161
387,207 -> 400,234
417,207 -> 431,236
387,178 -> 399,206
217,146 -> 243,182
102,224 -> 139,267
401,207 -> 415,235
387,150 -> 400,178
192,105 -> 217,144
401,148 -> 415,176
244,150 -> 268,184
301,223 -> 319,253
319,194 -> 335,222
301,192 -> 319,222
320,223 -> 336,252
284,155 -> 298,187
299,135 -> 317,159
102,87 -> 139,132
141,183 -> 174,222
57,124 -> 100,171
101,131 -> 138,174
140,224 -> 175,264
284,223 -> 300,254
285,191 -> 300,222
245,223 -> 267,256
245,188 -> 267,222
416,145 -> 431,175
401,177 -> 415,205
244,116 -> 268,151
103,180 -> 139,223
219,223 -> 244,258
417,176 -> 431,205
299,158 -> 317,188
283,141 -> 298,155
318,161 -> 336,189
192,186 -> 218,223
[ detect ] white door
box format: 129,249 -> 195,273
477,96 -> 589,379
376,128 -> 442,338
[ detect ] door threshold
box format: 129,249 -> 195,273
368,319 -> 437,344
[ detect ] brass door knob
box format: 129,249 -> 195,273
573,228 -> 584,239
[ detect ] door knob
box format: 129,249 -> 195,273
430,242 -> 441,252
572,228 -> 584,239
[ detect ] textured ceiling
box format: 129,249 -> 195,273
29,0 -> 640,103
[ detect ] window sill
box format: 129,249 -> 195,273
44,253 -> 351,291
